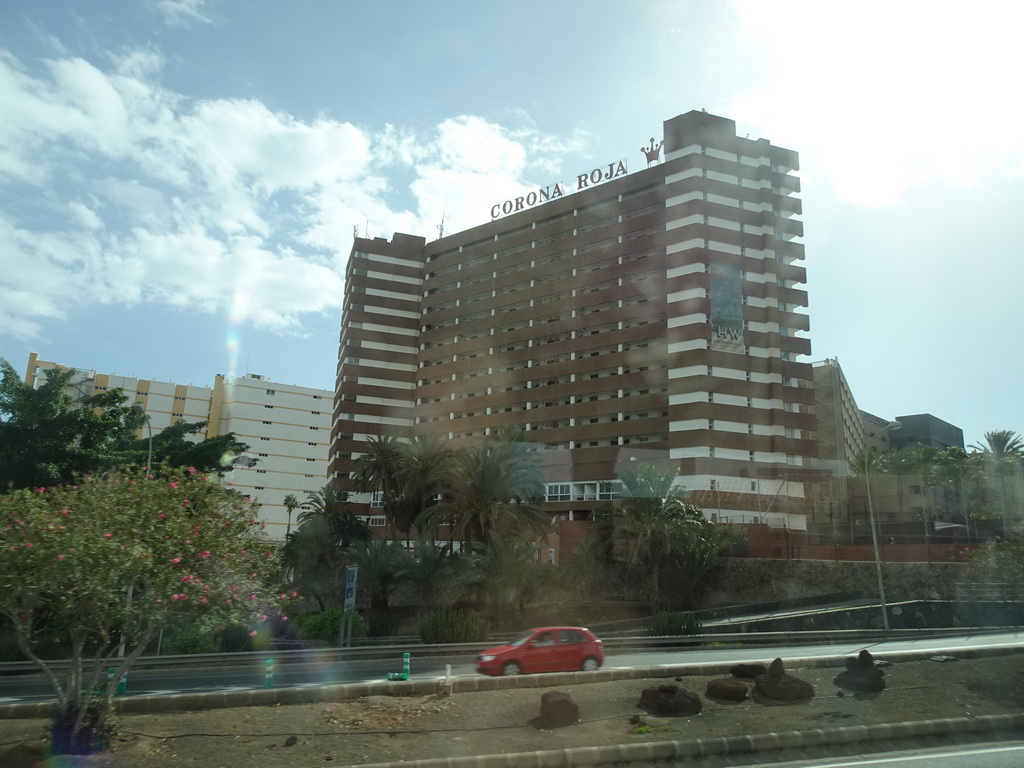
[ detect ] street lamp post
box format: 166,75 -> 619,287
864,420 -> 901,632
123,404 -> 153,659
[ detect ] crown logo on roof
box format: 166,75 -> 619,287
641,137 -> 663,166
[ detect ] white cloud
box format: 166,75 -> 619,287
148,0 -> 216,28
0,48 -> 583,342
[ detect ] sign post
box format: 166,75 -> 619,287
341,565 -> 358,647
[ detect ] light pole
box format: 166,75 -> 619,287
864,420 -> 901,632
123,404 -> 153,659
131,402 -> 153,472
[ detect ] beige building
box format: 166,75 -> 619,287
24,354 -> 331,540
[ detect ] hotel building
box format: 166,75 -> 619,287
331,110 -> 818,539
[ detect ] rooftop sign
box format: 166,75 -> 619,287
490,159 -> 628,220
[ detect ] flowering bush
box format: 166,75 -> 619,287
0,466 -> 296,754
959,537 -> 1024,597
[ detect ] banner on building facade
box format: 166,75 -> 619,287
709,262 -> 744,352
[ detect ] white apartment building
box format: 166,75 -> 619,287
25,354 -> 331,540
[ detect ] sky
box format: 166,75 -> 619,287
1,0 -> 1022,448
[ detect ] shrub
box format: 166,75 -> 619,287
418,608 -> 490,644
161,621 -> 220,656
645,611 -> 703,637
291,608 -> 368,645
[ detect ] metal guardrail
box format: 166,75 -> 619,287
0,626 -> 1008,675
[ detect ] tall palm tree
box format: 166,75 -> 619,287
283,493 -> 299,539
394,433 -> 457,543
971,430 -> 1024,535
351,435 -> 404,539
462,530 -> 549,627
346,538 -> 412,636
609,464 -> 727,610
934,447 -> 982,540
428,428 -> 547,549
301,486 -> 370,548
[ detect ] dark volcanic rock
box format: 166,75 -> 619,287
754,658 -> 815,703
730,663 -> 767,679
706,677 -> 749,702
538,690 -> 579,728
836,649 -> 886,692
639,684 -> 703,716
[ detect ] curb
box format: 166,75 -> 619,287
352,713 -> 1024,768
1,645 -> 1020,719
2,647 -> 1022,767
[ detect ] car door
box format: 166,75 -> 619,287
523,630 -> 558,673
551,629 -> 583,672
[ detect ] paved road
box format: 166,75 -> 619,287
2,630 -> 1020,703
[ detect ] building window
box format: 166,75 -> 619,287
264,404 -> 274,409
266,389 -> 275,395
306,458 -> 316,462
254,486 -> 264,490
370,491 -> 384,508
260,437 -> 270,441
546,483 -> 571,501
263,420 -> 272,425
256,469 -> 266,474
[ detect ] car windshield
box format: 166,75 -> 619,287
507,631 -> 536,647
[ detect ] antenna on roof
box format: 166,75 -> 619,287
436,208 -> 450,240
353,225 -> 359,239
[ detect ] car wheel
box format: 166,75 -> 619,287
501,661 -> 521,676
581,657 -> 600,672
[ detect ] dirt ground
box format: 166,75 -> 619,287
2,653 -> 1022,768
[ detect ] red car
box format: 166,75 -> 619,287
475,626 -> 604,676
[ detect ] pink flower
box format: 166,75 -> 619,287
129,481 -> 136,486
290,591 -> 297,598
281,616 -> 288,622
25,542 -> 33,548
182,499 -> 190,505
104,533 -> 112,538
168,482 -> 177,489
248,594 -> 256,601
199,596 -> 207,604
199,550 -> 211,558
248,630 -> 257,637
171,557 -> 181,564
187,467 -> 196,475
57,555 -> 64,561
159,514 -> 166,519
181,575 -> 193,582
147,475 -> 154,480
258,614 -> 268,622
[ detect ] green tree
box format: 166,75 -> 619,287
300,486 -> 369,548
282,487 -> 369,611
463,530 -> 550,627
283,494 -> 300,539
602,464 -> 728,610
971,430 -> 1024,534
346,538 -> 412,636
934,447 -> 983,539
138,418 -> 250,478
0,360 -> 144,490
0,466 -> 291,754
351,435 -> 405,539
427,427 -> 548,548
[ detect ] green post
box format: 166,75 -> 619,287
106,667 -> 127,695
264,658 -> 274,689
386,652 -> 410,681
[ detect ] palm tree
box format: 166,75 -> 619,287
971,430 -> 1024,534
401,538 -> 463,611
934,447 -> 982,540
346,538 -> 413,636
608,464 -> 727,610
300,486 -> 370,548
397,433 -> 457,540
283,493 -> 299,539
463,530 -> 549,627
351,435 -> 404,540
428,427 -> 548,549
